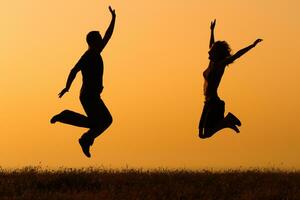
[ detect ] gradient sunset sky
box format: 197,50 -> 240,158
1,0 -> 299,169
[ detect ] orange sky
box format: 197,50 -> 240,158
0,0 -> 299,169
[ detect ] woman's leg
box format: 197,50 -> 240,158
203,114 -> 240,138
198,103 -> 209,138
199,99 -> 240,139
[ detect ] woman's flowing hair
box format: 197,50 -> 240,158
211,41 -> 232,61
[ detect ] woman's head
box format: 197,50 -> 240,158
209,41 -> 231,61
86,31 -> 103,50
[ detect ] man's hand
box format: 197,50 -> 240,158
253,38 -> 263,47
210,19 -> 216,30
58,88 -> 68,98
109,6 -> 116,18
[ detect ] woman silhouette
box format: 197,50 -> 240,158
51,6 -> 116,157
199,20 -> 262,139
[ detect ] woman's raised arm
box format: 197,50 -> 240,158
221,39 -> 263,65
209,19 -> 216,48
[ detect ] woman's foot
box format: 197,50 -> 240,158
224,114 -> 240,133
227,112 -> 241,126
228,124 -> 240,133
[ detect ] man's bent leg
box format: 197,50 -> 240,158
78,112 -> 112,158
84,97 -> 113,140
51,110 -> 90,128
79,97 -> 113,157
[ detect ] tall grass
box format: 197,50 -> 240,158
0,167 -> 299,199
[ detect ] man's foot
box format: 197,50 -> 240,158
79,137 -> 91,158
50,114 -> 59,124
227,112 -> 241,126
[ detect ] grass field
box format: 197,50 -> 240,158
0,167 -> 299,200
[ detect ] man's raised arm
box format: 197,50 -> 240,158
100,6 -> 116,52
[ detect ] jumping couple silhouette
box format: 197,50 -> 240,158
51,7 -> 262,157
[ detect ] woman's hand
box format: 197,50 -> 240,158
58,88 -> 68,98
109,6 -> 116,18
253,39 -> 263,47
210,19 -> 216,30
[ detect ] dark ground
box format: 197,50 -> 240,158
0,167 -> 299,200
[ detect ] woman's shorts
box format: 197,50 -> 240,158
199,97 -> 225,129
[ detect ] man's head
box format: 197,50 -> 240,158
86,31 -> 103,50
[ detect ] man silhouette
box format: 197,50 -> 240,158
51,6 -> 116,158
